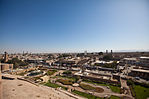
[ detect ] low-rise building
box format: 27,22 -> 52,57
0,63 -> 13,72
138,57 -> 149,67
123,58 -> 137,65
93,60 -> 114,66
128,69 -> 149,80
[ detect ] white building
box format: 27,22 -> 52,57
139,57 -> 149,67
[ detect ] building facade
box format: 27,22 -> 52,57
128,69 -> 149,80
0,63 -> 13,72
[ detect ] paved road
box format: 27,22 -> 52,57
82,82 -> 133,98
120,78 -> 134,99
55,80 -> 133,98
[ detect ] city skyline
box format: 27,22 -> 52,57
1,0 -> 149,53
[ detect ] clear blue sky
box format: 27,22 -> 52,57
0,0 -> 149,53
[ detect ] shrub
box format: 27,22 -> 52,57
80,83 -> 94,90
127,80 -> 134,86
72,90 -> 102,99
63,71 -> 72,75
47,70 -> 57,75
80,83 -> 104,93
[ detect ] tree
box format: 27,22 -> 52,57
7,58 -> 28,69
127,80 -> 134,86
14,62 -> 19,69
0,58 -> 4,63
98,52 -> 103,55
103,55 -> 112,61
95,61 -> 118,69
63,71 -> 72,75
76,53 -> 84,57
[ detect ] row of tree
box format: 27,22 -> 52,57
95,61 -> 118,69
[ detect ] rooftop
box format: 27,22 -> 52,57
140,57 -> 149,59
124,58 -> 137,61
132,69 -> 149,73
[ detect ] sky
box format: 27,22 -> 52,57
0,0 -> 149,53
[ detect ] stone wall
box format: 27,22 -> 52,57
0,63 -> 13,72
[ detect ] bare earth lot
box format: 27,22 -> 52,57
2,76 -> 84,99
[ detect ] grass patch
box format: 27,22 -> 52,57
127,80 -> 149,99
129,86 -> 135,97
109,95 -> 120,99
72,90 -> 102,99
133,84 -> 149,99
83,80 -> 120,93
80,83 -> 94,90
34,77 -> 42,80
44,81 -> 67,90
51,76 -> 57,79
18,72 -> 26,76
47,69 -> 57,76
60,76 -> 76,81
80,83 -> 104,93
57,79 -> 73,85
109,86 -> 120,93
72,90 -> 120,99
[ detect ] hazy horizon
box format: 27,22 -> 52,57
1,0 -> 149,53
0,49 -> 149,54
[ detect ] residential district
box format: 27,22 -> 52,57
0,50 -> 149,99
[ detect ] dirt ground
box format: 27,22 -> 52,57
2,77 -> 83,99
0,81 -> 2,99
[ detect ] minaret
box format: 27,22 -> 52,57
84,50 -> 87,56
106,50 -> 108,54
111,50 -> 113,58
111,50 -> 113,54
4,52 -> 8,62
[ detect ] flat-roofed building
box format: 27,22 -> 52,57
123,58 -> 137,65
94,60 -> 114,66
129,69 -> 149,80
0,63 -> 13,72
139,57 -> 149,67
